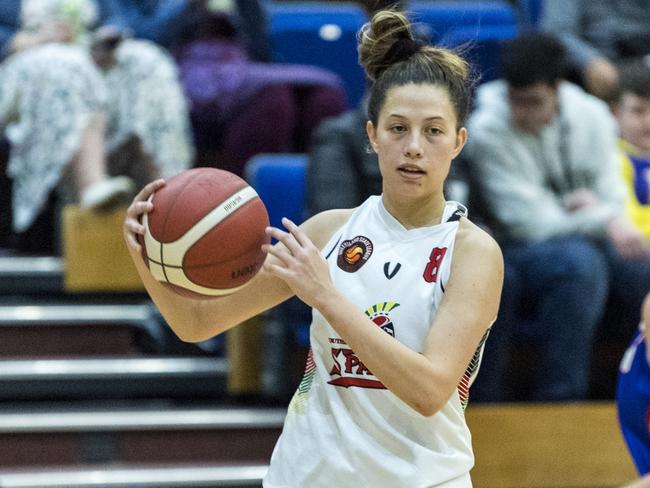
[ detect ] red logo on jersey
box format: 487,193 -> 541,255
423,247 -> 447,283
337,236 -> 373,273
327,302 -> 399,389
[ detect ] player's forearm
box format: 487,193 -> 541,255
127,243 -> 214,342
316,292 -> 451,416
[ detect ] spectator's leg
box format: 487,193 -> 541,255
471,259 -> 523,402
512,237 -> 609,401
589,243 -> 650,398
67,112 -> 108,200
105,39 -> 194,180
601,242 -> 650,339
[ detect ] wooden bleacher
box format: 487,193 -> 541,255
467,402 -> 637,488
0,402 -> 637,487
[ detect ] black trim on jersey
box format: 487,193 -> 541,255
446,209 -> 464,223
440,280 -> 446,293
325,234 -> 342,260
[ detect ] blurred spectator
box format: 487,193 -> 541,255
172,0 -> 347,176
541,0 -> 650,103
612,61 -> 650,241
95,0 -> 196,50
465,32 -> 650,402
0,0 -> 193,254
306,102 -> 381,216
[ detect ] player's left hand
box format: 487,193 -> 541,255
263,217 -> 335,309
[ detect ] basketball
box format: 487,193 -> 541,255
139,168 -> 270,298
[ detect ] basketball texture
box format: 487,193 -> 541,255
139,168 -> 270,298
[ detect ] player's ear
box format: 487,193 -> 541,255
452,127 -> 467,159
366,120 -> 379,153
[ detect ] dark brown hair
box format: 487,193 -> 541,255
617,60 -> 650,100
358,10 -> 473,128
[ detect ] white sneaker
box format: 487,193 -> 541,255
80,176 -> 135,210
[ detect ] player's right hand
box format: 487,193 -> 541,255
123,179 -> 165,253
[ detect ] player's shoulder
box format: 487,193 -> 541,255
455,217 -> 503,265
301,208 -> 356,250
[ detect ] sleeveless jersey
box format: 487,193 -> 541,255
617,324 -> 650,475
264,196 -> 485,488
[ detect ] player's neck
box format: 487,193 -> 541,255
381,193 -> 446,229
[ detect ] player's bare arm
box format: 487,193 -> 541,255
419,218 -> 503,406
124,180 -> 352,341
266,216 -> 503,416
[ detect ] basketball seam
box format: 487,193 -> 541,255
145,180 -> 267,295
160,240 -> 170,284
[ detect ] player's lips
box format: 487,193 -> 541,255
397,164 -> 426,179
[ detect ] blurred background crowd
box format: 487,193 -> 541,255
0,0 -> 648,486
1,0 -> 649,402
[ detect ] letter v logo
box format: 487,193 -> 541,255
383,262 -> 401,280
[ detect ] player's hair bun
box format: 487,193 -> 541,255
358,10 -> 420,82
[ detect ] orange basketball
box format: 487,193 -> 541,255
139,168 -> 270,298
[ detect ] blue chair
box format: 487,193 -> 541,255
409,1 -> 519,82
517,0 -> 544,29
244,153 -> 311,349
245,153 -> 308,230
266,1 -> 368,108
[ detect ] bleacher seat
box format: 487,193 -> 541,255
245,153 -> 309,229
266,1 -> 368,108
409,1 -> 519,82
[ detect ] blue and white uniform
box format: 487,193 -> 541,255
617,322 -> 650,475
264,196 -> 487,488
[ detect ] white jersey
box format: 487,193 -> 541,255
264,196 -> 485,488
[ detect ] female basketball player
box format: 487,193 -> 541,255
124,9 -> 503,487
618,292 -> 650,482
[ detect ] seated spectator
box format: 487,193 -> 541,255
306,102 -> 380,216
541,0 -> 650,103
172,0 -> 347,176
0,0 -> 193,253
612,61 -> 650,241
465,32 -> 650,402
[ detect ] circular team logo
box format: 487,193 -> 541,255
337,236 -> 373,273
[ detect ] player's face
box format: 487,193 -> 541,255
616,93 -> 650,154
366,83 -> 467,199
508,82 -> 558,133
